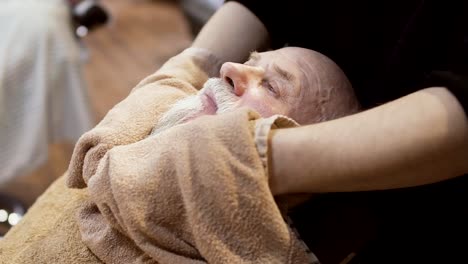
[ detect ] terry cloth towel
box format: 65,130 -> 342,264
0,115 -> 317,264
67,47 -> 222,189
0,47 -> 317,263
65,46 -> 317,263
78,109 -> 317,263
0,48 -> 221,263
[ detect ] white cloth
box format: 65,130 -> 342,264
0,0 -> 93,184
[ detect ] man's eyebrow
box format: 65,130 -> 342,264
247,51 -> 261,63
273,63 -> 296,82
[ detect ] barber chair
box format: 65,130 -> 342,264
69,0 -> 110,37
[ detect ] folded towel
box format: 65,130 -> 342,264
67,47 -> 222,188
0,114 -> 316,264
66,46 -> 317,263
0,48 -> 224,264
78,109 -> 316,263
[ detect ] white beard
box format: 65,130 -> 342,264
151,78 -> 238,136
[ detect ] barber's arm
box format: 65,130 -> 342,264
192,1 -> 269,63
269,87 -> 468,195
194,2 -> 468,194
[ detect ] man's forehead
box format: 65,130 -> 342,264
248,50 -> 300,84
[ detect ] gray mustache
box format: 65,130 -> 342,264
202,78 -> 238,114
151,78 -> 238,136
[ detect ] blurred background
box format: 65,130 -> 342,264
0,0 -> 222,235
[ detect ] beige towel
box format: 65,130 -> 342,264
67,46 -> 315,262
0,113 -> 314,264
78,109 -> 315,263
0,48 -> 222,263
0,47 -> 316,263
67,47 -> 222,188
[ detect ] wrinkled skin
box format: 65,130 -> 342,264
211,47 -> 358,124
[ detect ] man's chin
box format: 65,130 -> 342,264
174,101 -> 217,124
181,110 -> 213,123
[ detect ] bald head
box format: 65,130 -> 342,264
280,47 -> 359,123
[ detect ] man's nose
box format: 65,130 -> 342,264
220,62 -> 261,96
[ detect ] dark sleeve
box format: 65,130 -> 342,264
228,0 -> 468,115
225,0 -> 299,48
423,3 -> 468,116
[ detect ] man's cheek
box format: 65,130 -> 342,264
239,99 -> 281,118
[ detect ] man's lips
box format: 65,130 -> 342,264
200,91 -> 218,115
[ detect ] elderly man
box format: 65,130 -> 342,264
73,47 -> 359,263
0,47 -> 358,264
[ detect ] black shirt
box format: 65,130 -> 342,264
228,1 -> 468,263
229,0 -> 468,112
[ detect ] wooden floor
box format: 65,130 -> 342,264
83,0 -> 193,121
0,0 -> 193,207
